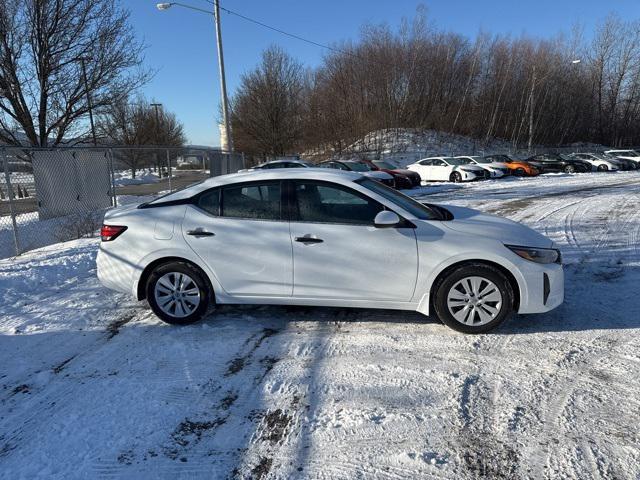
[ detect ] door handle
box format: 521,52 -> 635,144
187,228 -> 215,237
295,235 -> 323,244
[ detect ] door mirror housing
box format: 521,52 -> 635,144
374,210 -> 401,228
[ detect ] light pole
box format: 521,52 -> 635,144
157,2 -> 234,152
527,59 -> 581,152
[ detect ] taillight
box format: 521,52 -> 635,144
101,225 -> 127,242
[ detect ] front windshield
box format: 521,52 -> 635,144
345,162 -> 371,172
373,160 -> 396,169
447,157 -> 473,166
358,178 -> 441,220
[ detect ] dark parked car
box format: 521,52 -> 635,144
358,159 -> 421,188
525,153 -> 591,173
318,160 -> 396,188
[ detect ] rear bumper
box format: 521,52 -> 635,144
96,244 -> 137,295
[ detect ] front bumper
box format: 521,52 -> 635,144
517,261 -> 564,314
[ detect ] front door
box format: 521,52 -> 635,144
183,180 -> 293,296
289,180 -> 418,301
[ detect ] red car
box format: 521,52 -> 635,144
358,159 -> 421,189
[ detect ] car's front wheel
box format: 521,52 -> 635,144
514,167 -> 526,176
450,171 -> 462,183
146,262 -> 211,325
433,264 -> 514,333
597,164 -> 608,172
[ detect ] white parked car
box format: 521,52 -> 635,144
97,169 -> 563,333
604,149 -> 640,168
407,157 -> 489,183
239,159 -> 312,172
458,156 -> 510,178
568,153 -> 619,172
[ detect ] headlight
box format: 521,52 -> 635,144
505,245 -> 561,264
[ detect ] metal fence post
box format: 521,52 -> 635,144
2,149 -> 21,256
108,149 -> 117,207
166,149 -> 173,192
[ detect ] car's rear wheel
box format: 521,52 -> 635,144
433,264 -> 514,333
450,172 -> 462,183
597,164 -> 608,172
514,167 -> 526,176
146,262 -> 211,325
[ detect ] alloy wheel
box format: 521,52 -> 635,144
446,276 -> 503,326
154,272 -> 201,318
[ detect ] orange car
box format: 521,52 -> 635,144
483,154 -> 540,176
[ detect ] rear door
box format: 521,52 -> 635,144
288,180 -> 418,301
183,180 -> 293,296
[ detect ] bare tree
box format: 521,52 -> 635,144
99,98 -> 186,178
0,0 -> 149,147
230,46 -> 306,158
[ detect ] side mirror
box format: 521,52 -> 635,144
374,210 -> 401,228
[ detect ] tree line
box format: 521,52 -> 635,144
231,11 -> 640,158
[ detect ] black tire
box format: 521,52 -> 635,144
433,263 -> 514,333
597,164 -> 608,172
450,171 -> 462,183
514,167 -> 526,177
146,261 -> 212,325
564,164 -> 576,173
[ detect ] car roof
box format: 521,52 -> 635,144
146,168 -> 364,203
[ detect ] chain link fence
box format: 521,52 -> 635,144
0,146 -> 244,259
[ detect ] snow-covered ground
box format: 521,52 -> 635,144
113,170 -> 161,186
1,172 -> 639,479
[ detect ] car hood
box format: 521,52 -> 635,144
454,165 -> 486,172
434,205 -> 553,248
364,170 -> 393,180
393,168 -> 419,176
484,162 -> 509,169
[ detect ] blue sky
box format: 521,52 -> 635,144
128,0 -> 640,146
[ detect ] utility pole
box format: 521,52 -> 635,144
80,58 -> 97,146
213,0 -> 233,152
150,103 -> 163,177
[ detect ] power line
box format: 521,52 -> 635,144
193,0 -> 396,68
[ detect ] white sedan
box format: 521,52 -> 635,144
604,149 -> 640,168
97,169 -> 563,333
407,157 -> 488,183
568,153 -> 619,172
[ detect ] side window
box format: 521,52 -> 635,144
433,160 -> 446,166
294,181 -> 383,225
221,182 -> 281,220
419,159 -> 432,166
197,188 -> 220,215
334,163 -> 349,170
286,162 -> 303,168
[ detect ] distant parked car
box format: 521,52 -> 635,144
568,153 -> 620,172
407,157 -> 489,183
605,149 -> 640,168
456,156 -> 509,178
244,160 -> 312,171
318,160 -> 396,187
525,153 -> 590,173
358,159 -> 421,188
97,168 -> 564,333
483,155 -> 540,176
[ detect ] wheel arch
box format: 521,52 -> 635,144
418,259 -> 521,316
137,256 -> 215,301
